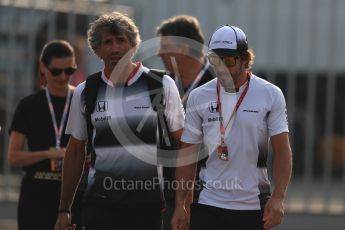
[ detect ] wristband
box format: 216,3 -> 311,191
58,209 -> 71,214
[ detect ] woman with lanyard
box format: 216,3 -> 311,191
8,40 -> 83,230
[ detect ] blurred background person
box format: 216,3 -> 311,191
7,40 -> 83,230
156,14 -> 214,108
156,14 -> 214,230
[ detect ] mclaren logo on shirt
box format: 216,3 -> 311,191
243,109 -> 259,113
96,101 -> 108,112
208,101 -> 218,113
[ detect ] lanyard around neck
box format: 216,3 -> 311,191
216,76 -> 250,143
45,87 -> 72,148
175,62 -> 210,105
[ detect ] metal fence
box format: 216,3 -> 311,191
0,0 -> 345,216
262,71 -> 345,215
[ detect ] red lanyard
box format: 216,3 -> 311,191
216,76 -> 250,144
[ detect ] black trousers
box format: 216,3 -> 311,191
189,203 -> 264,230
17,174 -> 84,230
162,201 -> 174,230
82,201 -> 162,230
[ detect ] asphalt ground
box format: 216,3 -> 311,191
0,202 -> 344,230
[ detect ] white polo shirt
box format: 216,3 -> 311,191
181,74 -> 289,210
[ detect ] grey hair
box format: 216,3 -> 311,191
87,12 -> 141,54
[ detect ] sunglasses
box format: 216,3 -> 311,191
207,54 -> 238,68
48,67 -> 77,77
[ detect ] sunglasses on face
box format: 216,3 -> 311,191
48,67 -> 77,77
207,54 -> 238,68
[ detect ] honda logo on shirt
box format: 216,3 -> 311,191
96,101 -> 108,112
208,101 -> 218,113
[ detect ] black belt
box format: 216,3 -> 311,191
27,171 -> 61,181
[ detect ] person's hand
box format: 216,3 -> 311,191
171,204 -> 189,230
263,196 -> 285,230
48,148 -> 66,159
54,212 -> 76,230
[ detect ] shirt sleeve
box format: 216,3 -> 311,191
65,82 -> 87,140
163,75 -> 185,132
268,87 -> 289,137
9,98 -> 30,136
181,90 -> 203,144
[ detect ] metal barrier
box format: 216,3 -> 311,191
263,72 -> 345,215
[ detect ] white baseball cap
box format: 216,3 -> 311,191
208,25 -> 248,56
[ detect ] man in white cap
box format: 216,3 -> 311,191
171,25 -> 292,230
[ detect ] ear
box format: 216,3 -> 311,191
244,60 -> 250,68
39,61 -> 45,70
240,58 -> 249,69
39,61 -> 47,76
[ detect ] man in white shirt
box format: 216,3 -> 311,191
172,25 -> 292,230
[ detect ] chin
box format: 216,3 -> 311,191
57,84 -> 69,89
110,62 -> 118,68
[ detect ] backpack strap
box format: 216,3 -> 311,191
147,69 -> 180,204
84,71 -> 102,166
146,69 -> 173,148
146,69 -> 165,110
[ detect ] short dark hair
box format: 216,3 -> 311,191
40,40 -> 74,66
156,15 -> 205,57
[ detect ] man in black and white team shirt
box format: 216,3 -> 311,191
172,25 -> 292,230
54,12 -> 184,230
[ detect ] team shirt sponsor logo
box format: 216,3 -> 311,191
208,101 -> 218,113
96,101 -> 108,112
208,117 -> 223,122
95,116 -> 111,122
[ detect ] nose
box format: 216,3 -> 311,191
111,43 -> 121,52
59,71 -> 71,80
110,39 -> 124,53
